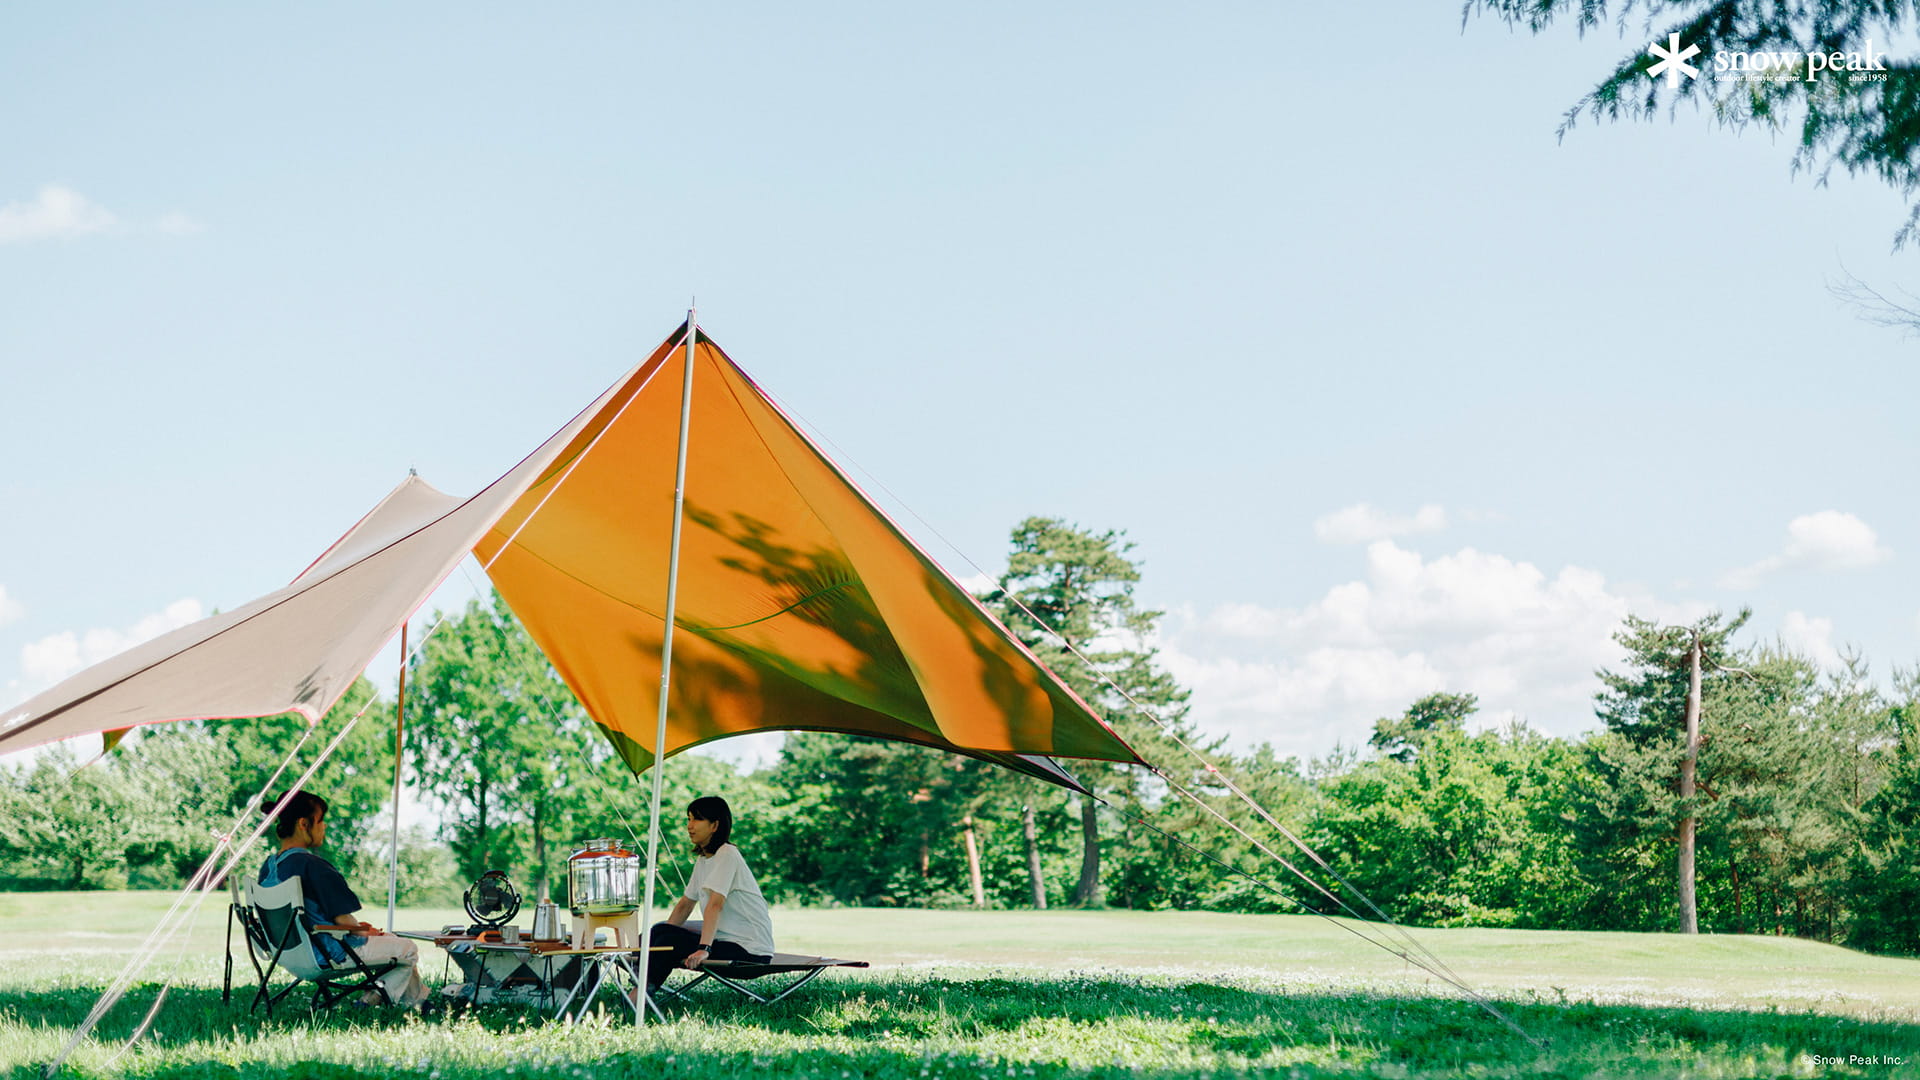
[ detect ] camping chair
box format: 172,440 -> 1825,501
656,953 -> 869,1006
222,871 -> 261,1004
237,876 -> 404,1016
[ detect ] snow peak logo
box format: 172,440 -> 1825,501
1647,35 -> 1891,85
1647,34 -> 1701,88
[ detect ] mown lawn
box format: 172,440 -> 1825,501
1,891 -> 1914,1078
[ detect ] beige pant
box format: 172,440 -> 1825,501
354,934 -> 429,1007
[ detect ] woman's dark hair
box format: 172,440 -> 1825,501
687,795 -> 732,856
262,790 -> 328,839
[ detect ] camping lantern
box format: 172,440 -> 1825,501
567,839 -> 640,916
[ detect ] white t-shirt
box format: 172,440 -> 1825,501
683,843 -> 775,957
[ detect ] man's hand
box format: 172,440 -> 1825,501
683,946 -> 710,970
322,919 -> 383,935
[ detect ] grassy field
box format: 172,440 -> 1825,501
0,891 -> 1914,1078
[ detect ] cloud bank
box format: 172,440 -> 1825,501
1779,610 -> 1844,672
14,598 -> 204,700
1157,540 -> 1698,761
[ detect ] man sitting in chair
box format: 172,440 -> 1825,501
257,789 -> 429,1008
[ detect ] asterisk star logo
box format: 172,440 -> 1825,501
1647,32 -> 1702,89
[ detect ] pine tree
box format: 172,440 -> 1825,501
1848,675 -> 1920,953
1466,1 -> 1920,245
981,517 -> 1194,908
1590,610 -> 1748,932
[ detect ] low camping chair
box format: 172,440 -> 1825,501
239,876 -> 403,1016
656,953 -> 869,1006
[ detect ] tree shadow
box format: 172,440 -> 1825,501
4,972 -> 1914,1079
588,504 -> 1105,790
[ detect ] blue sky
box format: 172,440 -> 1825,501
3,2 -> 1916,765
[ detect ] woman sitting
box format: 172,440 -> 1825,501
646,795 -> 774,990
257,789 -> 429,1008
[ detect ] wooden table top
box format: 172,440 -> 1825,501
396,932 -> 667,956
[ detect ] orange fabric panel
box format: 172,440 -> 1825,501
474,327 -> 1138,773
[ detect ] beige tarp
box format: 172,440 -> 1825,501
0,369 -> 640,755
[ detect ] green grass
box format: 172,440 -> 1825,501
2,892 -> 1915,1078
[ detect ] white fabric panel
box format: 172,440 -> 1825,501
289,474 -> 467,588
0,366 -> 640,757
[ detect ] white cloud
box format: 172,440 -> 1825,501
1313,503 -> 1447,545
16,598 -> 204,690
154,211 -> 205,236
1722,510 -> 1892,588
0,585 -> 22,628
1784,510 -> 1892,568
1157,541 -> 1701,760
1779,610 -> 1843,672
0,187 -> 203,244
0,185 -> 117,244
955,571 -> 995,595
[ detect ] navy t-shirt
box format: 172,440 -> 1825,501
259,848 -> 363,964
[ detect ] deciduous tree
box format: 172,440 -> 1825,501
408,591 -> 604,895
1370,692 -> 1480,765
1314,719 -> 1585,927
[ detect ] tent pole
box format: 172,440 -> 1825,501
637,312 -> 698,1024
385,621 -> 407,931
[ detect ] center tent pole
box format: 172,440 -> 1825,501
636,312 -> 698,1023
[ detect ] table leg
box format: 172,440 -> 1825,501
609,955 -> 665,1023
553,957 -> 595,1020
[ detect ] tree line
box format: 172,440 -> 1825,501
2,517 -> 1915,957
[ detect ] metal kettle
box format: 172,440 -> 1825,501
531,897 -> 560,942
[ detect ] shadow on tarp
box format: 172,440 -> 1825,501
2,974 -> 1915,1079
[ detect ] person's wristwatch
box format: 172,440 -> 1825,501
693,944 -> 711,953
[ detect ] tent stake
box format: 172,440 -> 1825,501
636,312 -> 698,1024
385,622 -> 407,932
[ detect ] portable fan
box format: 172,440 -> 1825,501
463,869 -> 522,935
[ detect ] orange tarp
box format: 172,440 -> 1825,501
474,325 -> 1139,778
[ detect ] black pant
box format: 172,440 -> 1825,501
646,921 -> 766,986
